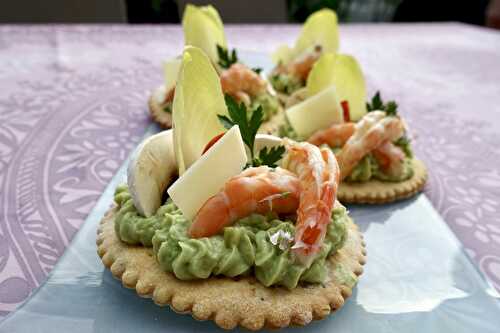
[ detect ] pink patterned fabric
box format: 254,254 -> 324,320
0,24 -> 499,316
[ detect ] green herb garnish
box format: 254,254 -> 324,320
253,146 -> 286,168
217,44 -> 238,69
252,67 -> 263,75
385,101 -> 398,116
163,105 -> 172,113
366,91 -> 384,111
218,94 -> 285,167
394,136 -> 413,158
366,91 -> 398,116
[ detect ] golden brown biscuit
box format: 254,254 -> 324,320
338,158 -> 428,204
149,89 -> 172,129
97,208 -> 366,330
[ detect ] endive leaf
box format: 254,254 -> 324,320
182,4 -> 227,65
172,46 -> 228,174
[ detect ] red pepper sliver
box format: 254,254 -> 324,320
341,100 -> 350,122
202,133 -> 225,154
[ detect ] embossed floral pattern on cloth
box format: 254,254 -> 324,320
0,23 -> 499,317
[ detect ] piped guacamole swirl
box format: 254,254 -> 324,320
114,185 -> 349,289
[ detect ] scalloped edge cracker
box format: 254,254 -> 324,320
338,158 -> 428,204
149,88 -> 172,129
97,208 -> 366,331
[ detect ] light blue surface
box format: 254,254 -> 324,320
2,53 -> 500,332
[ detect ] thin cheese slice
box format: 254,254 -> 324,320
286,86 -> 343,139
167,126 -> 247,220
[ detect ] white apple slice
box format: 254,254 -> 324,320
168,126 -> 247,221
286,85 -> 343,139
127,130 -> 177,217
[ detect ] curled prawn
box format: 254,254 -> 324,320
188,166 -> 301,238
336,111 -> 405,180
282,141 -> 339,265
189,141 -> 340,266
272,45 -> 321,82
284,45 -> 322,81
220,63 -> 267,103
307,122 -> 355,148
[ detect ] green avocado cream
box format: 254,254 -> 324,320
345,154 -> 413,182
251,92 -> 281,122
114,185 -> 349,289
269,73 -> 303,95
278,120 -> 414,182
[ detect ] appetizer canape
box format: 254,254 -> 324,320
149,4 -> 280,129
271,52 -> 427,204
269,9 -> 339,104
99,46 -> 365,330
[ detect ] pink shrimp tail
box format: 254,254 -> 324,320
282,141 -> 340,266
293,148 -> 339,264
307,122 -> 356,147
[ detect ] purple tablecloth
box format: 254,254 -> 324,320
1,23 -> 499,316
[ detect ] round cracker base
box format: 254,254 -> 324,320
97,208 -> 366,330
149,91 -> 172,129
338,158 -> 428,204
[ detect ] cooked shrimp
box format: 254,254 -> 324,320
282,141 -> 339,266
220,63 -> 267,101
336,111 -> 405,180
190,141 -> 340,266
372,141 -> 406,177
188,166 -> 301,238
286,45 -> 322,81
307,123 -> 356,148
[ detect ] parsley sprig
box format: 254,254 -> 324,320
366,91 -> 398,116
218,95 -> 285,167
252,67 -> 263,75
367,92 -> 412,156
217,44 -> 238,69
253,146 -> 286,168
394,136 -> 413,158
